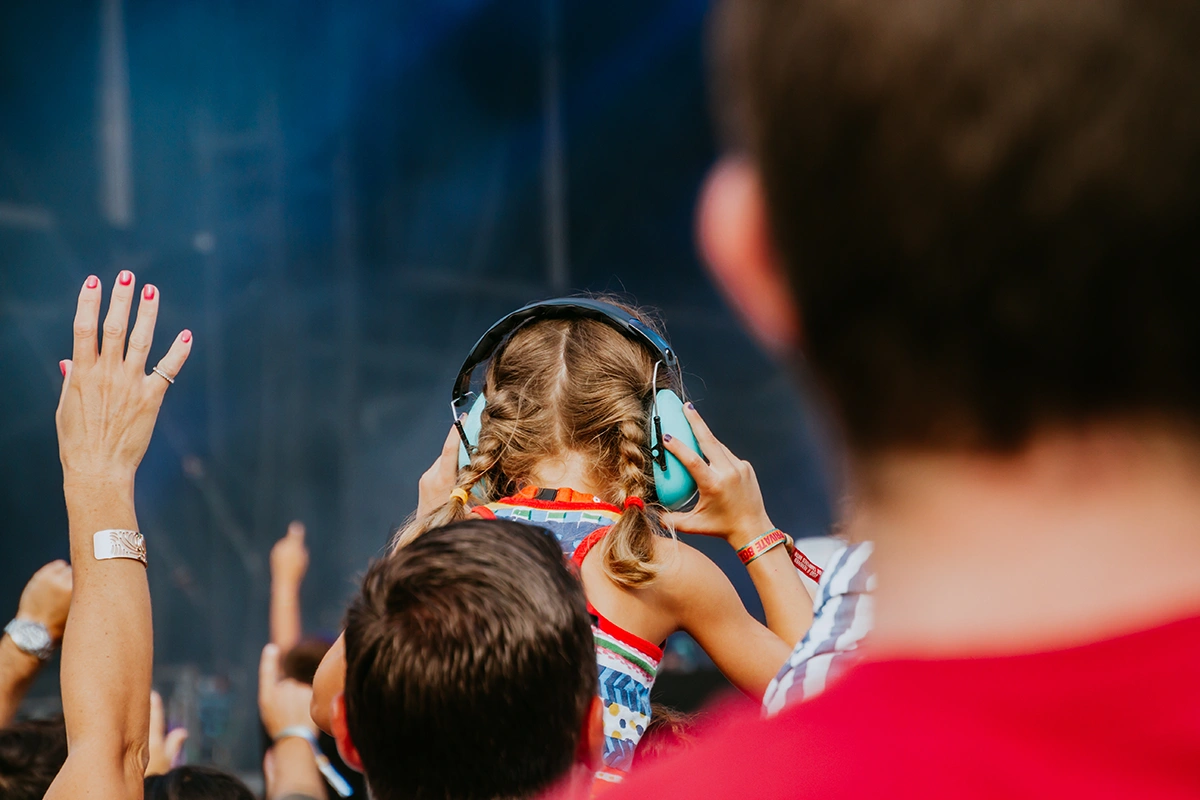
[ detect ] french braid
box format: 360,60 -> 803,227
597,413 -> 663,587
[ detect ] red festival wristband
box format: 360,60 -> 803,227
737,528 -> 787,565
782,534 -> 824,582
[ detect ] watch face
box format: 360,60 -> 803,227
6,619 -> 54,660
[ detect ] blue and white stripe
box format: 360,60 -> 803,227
763,541 -> 875,716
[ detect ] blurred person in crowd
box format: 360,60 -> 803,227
614,0 -> 1200,796
311,298 -> 818,784
45,270 -> 192,799
258,642 -> 328,800
0,716 -> 68,800
261,523 -> 362,800
328,519 -> 605,800
143,767 -> 255,800
0,561 -> 72,727
270,521 -> 309,653
762,513 -> 873,714
144,683 -> 259,799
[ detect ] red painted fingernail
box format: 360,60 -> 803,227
143,285 -> 156,301
664,433 -> 673,442
118,270 -> 133,286
85,275 -> 99,289
685,402 -> 695,410
181,329 -> 192,343
59,360 -> 67,377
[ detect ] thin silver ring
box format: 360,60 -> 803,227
151,366 -> 175,385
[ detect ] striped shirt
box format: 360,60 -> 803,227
762,541 -> 875,715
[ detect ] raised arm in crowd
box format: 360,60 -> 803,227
46,271 -> 191,800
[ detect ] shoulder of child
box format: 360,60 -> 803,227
647,535 -> 734,607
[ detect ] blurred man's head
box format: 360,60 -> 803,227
0,716 -> 68,800
333,519 -> 603,800
700,0 -> 1200,455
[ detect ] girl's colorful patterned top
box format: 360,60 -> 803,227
472,486 -> 663,786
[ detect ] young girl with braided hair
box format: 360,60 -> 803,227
312,301 -> 814,785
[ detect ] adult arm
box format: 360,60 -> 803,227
0,639 -> 40,729
46,272 -> 191,800
0,560 -> 73,726
270,522 -> 309,651
260,644 -> 327,800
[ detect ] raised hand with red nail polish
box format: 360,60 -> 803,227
57,272 -> 192,480
45,272 -> 194,800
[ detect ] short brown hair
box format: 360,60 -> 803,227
345,519 -> 598,800
714,0 -> 1200,452
0,716 -> 67,800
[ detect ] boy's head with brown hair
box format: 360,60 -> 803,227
332,518 -> 604,800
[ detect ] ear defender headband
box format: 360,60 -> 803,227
450,298 -> 702,510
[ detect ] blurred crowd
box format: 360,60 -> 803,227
4,1 -> 1200,798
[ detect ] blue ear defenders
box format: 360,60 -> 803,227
451,298 -> 701,510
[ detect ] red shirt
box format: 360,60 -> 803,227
613,614 -> 1200,798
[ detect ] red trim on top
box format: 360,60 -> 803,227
495,496 -> 624,513
496,487 -> 665,663
494,486 -> 624,514
572,527 -> 665,662
469,506 -> 496,520
589,602 -> 664,662
571,527 -> 612,568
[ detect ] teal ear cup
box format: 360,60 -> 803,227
648,389 -> 700,510
456,388 -> 700,510
457,394 -> 487,470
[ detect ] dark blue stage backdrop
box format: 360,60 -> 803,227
0,0 -> 837,770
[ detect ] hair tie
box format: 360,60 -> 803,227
449,487 -> 470,505
623,496 -> 645,511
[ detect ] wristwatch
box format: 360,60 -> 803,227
4,619 -> 56,661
